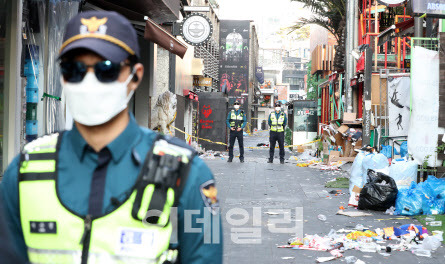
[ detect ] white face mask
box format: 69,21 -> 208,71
234,105 -> 240,110
275,107 -> 281,112
62,72 -> 134,126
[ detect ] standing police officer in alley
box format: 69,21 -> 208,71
268,102 -> 287,164
226,101 -> 246,163
0,11 -> 222,264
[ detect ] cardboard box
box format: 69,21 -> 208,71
338,125 -> 349,134
330,156 -> 356,163
352,185 -> 363,193
328,151 -> 341,162
348,185 -> 363,207
333,133 -> 345,148
343,112 -> 357,122
322,142 -> 330,155
344,140 -> 354,157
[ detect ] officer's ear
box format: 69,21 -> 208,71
128,63 -> 144,93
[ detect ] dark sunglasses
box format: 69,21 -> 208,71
234,102 -> 240,105
60,60 -> 131,83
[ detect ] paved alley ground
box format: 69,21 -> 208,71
204,131 -> 445,264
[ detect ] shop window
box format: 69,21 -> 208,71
23,0 -> 80,140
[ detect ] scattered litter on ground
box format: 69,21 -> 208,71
317,214 -> 327,221
280,256 -> 295,260
280,223 -> 442,261
375,217 -> 410,221
385,206 -> 396,215
199,150 -> 226,160
336,210 -> 373,217
315,256 -> 338,263
325,177 -> 349,188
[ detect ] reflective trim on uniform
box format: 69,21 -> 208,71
270,113 -> 285,132
27,247 -> 168,264
229,110 -> 244,127
28,247 -> 81,264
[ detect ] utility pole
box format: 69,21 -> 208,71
345,0 -> 357,113
362,46 -> 373,146
414,16 -> 423,38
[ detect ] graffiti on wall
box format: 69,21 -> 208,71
200,105 -> 214,129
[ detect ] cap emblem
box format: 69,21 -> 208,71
80,16 -> 108,34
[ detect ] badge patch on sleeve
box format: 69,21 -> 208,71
200,180 -> 219,215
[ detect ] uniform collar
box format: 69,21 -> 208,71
69,113 -> 141,162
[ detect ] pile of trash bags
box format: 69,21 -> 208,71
396,176 -> 445,216
358,170 -> 398,211
389,159 -> 418,189
380,142 -> 408,159
350,146 -> 416,192
349,152 -> 389,196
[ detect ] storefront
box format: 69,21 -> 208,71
291,100 -> 318,146
0,0 -> 188,175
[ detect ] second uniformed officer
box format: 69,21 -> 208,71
268,102 -> 287,164
226,101 -> 246,163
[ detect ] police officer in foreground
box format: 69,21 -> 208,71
268,102 -> 287,164
0,11 -> 222,264
226,101 -> 246,163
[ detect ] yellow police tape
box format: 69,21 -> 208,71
170,125 -> 321,149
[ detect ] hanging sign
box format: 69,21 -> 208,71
377,0 -> 406,7
180,13 -> 213,46
193,77 -> 213,87
255,67 -> 264,84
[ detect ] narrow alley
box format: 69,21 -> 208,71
206,131 -> 445,263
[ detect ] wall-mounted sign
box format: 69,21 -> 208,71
180,13 -> 213,46
193,77 -> 213,87
412,0 -> 445,15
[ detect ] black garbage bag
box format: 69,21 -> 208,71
358,170 -> 398,211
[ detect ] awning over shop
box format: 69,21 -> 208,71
87,0 -> 180,23
144,17 -> 188,58
86,0 -> 188,58
377,18 -> 414,46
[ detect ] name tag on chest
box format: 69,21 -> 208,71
117,228 -> 159,257
30,221 -> 57,234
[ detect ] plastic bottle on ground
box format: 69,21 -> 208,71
344,256 -> 357,264
412,249 -> 432,257
317,214 -> 327,221
355,224 -> 364,231
427,221 -> 442,227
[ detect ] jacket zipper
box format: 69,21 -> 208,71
80,214 -> 92,264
